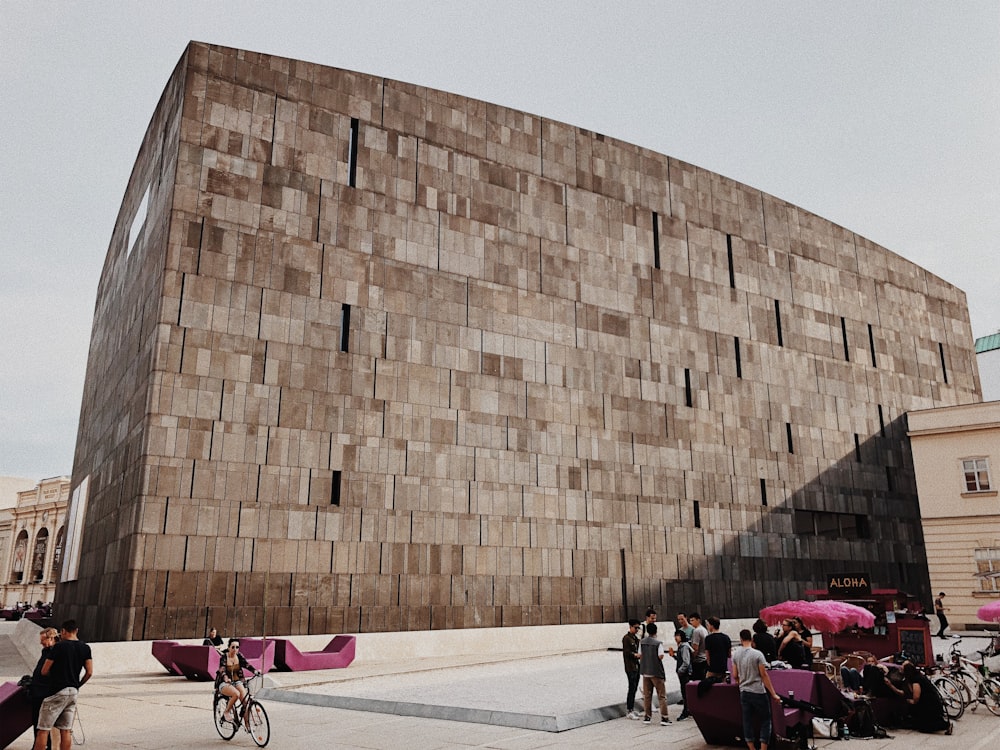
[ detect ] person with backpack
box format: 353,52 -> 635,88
671,629 -> 694,720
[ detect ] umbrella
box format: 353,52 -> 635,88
977,601 -> 1000,622
760,599 -> 875,633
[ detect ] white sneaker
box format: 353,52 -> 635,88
627,710 -> 641,720
223,710 -> 234,722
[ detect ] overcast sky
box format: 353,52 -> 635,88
2,1 -> 999,480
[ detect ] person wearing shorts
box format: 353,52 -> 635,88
34,620 -> 93,750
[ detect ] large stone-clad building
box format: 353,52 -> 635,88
60,42 -> 980,641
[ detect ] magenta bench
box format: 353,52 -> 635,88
235,638 -> 275,673
272,635 -> 356,671
0,681 -> 33,749
151,640 -> 182,675
169,644 -> 221,681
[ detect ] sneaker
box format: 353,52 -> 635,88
677,711 -> 690,721
223,710 -> 234,722
661,718 -> 672,725
643,716 -> 651,724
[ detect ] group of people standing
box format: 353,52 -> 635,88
622,609 -> 952,742
620,610 -> 819,749
26,620 -> 93,750
622,607 -> 779,735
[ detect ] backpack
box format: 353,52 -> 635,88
845,698 -> 878,738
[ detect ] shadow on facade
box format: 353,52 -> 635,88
625,413 -> 929,622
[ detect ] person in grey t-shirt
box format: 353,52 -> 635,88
732,629 -> 781,750
689,612 -> 708,680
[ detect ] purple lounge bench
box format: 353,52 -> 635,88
170,644 -> 221,681
686,669 -> 844,746
234,638 -> 275,673
685,680 -> 744,745
151,640 -> 182,676
0,681 -> 33,749
769,669 -> 830,737
272,635 -> 356,671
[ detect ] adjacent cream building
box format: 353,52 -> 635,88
909,401 -> 1000,630
0,476 -> 70,608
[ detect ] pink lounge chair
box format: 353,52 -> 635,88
272,635 -> 356,671
151,640 -> 182,675
170,644 -> 221,681
235,638 -> 276,673
0,681 -> 33,749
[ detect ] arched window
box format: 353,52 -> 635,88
31,528 -> 49,583
51,527 -> 65,582
11,530 -> 28,583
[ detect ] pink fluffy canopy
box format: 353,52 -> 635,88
760,599 -> 876,632
977,600 -> 1000,623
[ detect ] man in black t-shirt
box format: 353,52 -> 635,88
35,620 -> 93,750
704,616 -> 732,678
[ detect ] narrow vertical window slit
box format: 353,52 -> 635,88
348,117 -> 359,188
331,470 -> 342,506
652,211 -> 661,270
727,234 -> 735,289
340,303 -> 351,353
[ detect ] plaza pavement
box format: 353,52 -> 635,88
2,624 -> 999,750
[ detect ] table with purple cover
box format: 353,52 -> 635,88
685,669 -> 845,746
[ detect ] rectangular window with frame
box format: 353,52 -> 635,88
975,547 -> 1000,593
962,458 -> 992,492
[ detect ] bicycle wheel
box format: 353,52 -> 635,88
982,677 -> 1000,716
246,700 -> 270,747
214,694 -> 238,740
953,669 -> 977,709
933,676 -> 965,720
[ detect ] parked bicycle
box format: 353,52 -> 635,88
213,672 -> 270,746
925,664 -> 966,720
944,639 -> 1000,716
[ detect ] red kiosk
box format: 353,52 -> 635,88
806,573 -> 934,666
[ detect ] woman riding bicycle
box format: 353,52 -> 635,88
215,638 -> 258,722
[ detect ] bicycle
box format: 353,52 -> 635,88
925,665 -> 966,720
943,639 -> 1000,716
213,672 -> 271,746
